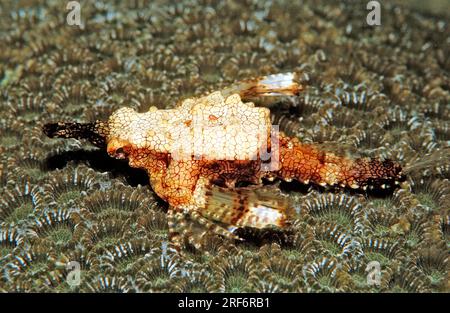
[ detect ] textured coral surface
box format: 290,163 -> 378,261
0,0 -> 449,292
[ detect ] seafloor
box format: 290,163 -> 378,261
0,0 -> 449,292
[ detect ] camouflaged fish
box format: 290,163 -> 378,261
43,73 -> 405,250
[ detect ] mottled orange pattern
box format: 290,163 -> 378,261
43,73 -> 405,250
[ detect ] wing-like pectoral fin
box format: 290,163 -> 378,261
202,185 -> 295,229
167,204 -> 241,252
221,72 -> 303,103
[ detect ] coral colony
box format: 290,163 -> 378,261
0,0 -> 448,292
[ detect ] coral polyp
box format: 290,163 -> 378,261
7,95 -> 49,123
3,242 -> 66,291
82,274 -> 134,293
52,83 -> 92,116
99,239 -> 158,275
383,265 -> 431,293
0,120 -> 25,150
0,227 -> 23,262
135,254 -> 183,292
302,257 -> 352,292
302,192 -> 367,234
260,256 -> 304,292
175,264 -> 220,292
6,149 -> 49,182
360,237 -> 406,268
313,221 -> 363,261
82,184 -> 157,219
79,217 -> 134,250
0,180 -> 44,226
414,244 -> 449,291
410,177 -> 450,214
137,210 -> 169,241
212,251 -> 260,292
26,209 -> 83,249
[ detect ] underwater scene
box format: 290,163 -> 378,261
0,0 -> 449,293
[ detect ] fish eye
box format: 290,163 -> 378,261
113,147 -> 128,159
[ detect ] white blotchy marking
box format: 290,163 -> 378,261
249,205 -> 283,225
260,73 -> 294,89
